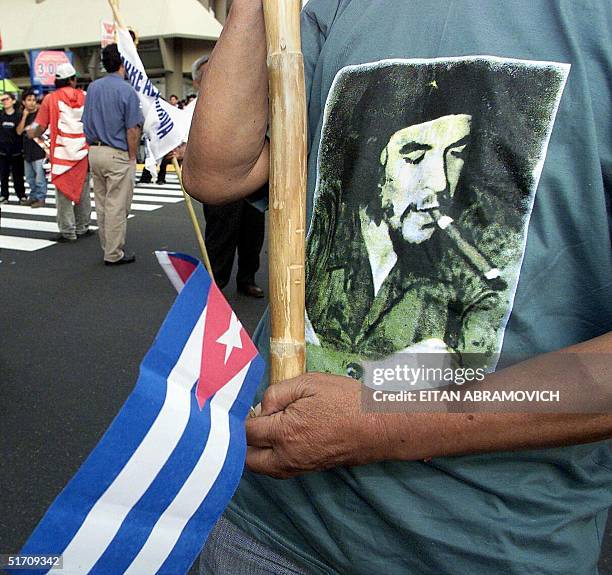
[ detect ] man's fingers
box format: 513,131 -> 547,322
260,376 -> 311,416
246,412 -> 276,447
246,446 -> 283,477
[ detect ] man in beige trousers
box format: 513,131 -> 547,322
82,43 -> 143,265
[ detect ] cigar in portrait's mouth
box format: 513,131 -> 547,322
431,208 -> 507,290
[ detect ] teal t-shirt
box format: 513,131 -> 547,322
226,1 -> 612,573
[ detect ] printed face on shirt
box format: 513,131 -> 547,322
379,114 -> 471,244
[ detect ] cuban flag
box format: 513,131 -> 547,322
155,251 -> 199,294
18,262 -> 265,574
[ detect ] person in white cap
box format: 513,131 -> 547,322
27,61 -> 92,242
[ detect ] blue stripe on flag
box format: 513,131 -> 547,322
17,266 -> 212,570
158,354 -> 266,574
89,393 -> 212,574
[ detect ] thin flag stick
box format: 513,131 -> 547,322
262,0 -> 307,384
108,0 -> 125,29
107,0 -> 214,279
173,157 -> 214,279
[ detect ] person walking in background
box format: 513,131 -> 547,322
27,63 -> 91,242
82,43 -> 143,266
17,89 -> 48,208
0,92 -> 27,205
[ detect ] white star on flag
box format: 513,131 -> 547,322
216,312 -> 243,364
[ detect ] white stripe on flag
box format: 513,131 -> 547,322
57,101 -> 86,136
51,164 -> 70,176
155,251 -> 185,293
59,309 -> 207,574
125,361 -> 251,574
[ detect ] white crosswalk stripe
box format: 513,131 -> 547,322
2,218 -> 99,233
0,236 -> 56,252
1,172 -> 184,252
1,205 -> 135,221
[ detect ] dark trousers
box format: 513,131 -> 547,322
139,157 -> 170,184
0,153 -> 26,199
139,167 -> 153,183
203,200 -> 265,289
157,157 -> 170,183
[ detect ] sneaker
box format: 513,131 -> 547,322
30,200 -> 46,208
76,228 -> 95,238
0,197 -> 8,204
19,197 -> 29,205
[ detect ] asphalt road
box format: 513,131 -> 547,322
0,178 -> 609,574
0,182 -> 267,573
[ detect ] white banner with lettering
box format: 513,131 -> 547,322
116,27 -> 190,173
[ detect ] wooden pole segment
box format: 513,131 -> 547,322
108,0 -> 126,30
262,0 -> 307,384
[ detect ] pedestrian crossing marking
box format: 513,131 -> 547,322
1,205 -> 134,221
41,196 -> 172,212
1,173 -> 187,252
0,236 -> 56,252
1,218 -> 99,233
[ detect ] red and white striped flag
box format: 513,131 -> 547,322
35,87 -> 89,203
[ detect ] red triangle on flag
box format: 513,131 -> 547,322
196,282 -> 258,409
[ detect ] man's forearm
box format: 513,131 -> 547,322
380,333 -> 612,461
183,0 -> 269,204
246,333 -> 611,478
126,126 -> 140,160
16,114 -> 28,136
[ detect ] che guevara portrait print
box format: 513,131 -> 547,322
304,56 -> 569,377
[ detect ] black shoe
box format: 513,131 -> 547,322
104,252 -> 136,266
138,178 -> 152,184
77,229 -> 95,238
156,180 -> 166,185
237,282 -> 264,298
53,234 -> 77,243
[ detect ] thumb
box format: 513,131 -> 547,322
260,376 -> 311,417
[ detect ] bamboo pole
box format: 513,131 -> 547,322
173,157 -> 214,279
263,0 -> 307,384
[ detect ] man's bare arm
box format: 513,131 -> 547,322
126,126 -> 141,161
246,332 -> 612,478
183,0 -> 269,205
16,110 -> 29,136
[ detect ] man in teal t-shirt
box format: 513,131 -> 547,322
184,1 -> 612,573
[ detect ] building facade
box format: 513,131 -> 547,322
0,0 -> 229,98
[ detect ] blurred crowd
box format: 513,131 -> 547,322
0,48 -> 265,294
